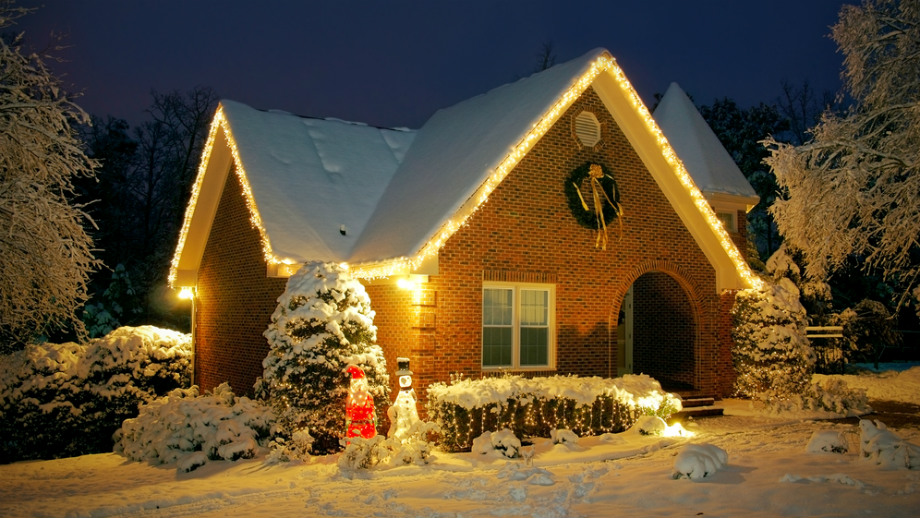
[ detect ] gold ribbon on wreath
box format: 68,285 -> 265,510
573,164 -> 621,250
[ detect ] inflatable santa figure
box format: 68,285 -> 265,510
387,357 -> 420,440
345,364 -> 377,440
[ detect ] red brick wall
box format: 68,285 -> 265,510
397,87 -> 729,397
196,168 -> 286,395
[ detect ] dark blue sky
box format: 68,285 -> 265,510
16,0 -> 849,128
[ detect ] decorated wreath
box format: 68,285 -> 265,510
564,162 -> 622,249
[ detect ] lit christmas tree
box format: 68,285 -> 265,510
258,262 -> 389,456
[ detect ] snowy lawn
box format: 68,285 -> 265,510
2,368 -> 920,518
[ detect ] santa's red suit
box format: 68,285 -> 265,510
345,365 -> 377,440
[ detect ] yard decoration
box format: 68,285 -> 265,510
346,365 -> 378,441
564,162 -> 622,249
387,357 -> 421,440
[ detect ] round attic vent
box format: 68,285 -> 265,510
574,111 -> 601,147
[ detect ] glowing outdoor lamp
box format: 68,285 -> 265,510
178,286 -> 195,300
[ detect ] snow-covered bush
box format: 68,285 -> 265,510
806,430 -> 849,454
427,374 -> 680,452
859,419 -> 920,469
0,326 -> 191,462
257,262 -> 389,456
672,443 -> 728,480
115,383 -> 272,472
770,376 -> 870,416
337,422 -> 437,471
473,429 -> 522,458
731,277 -> 816,404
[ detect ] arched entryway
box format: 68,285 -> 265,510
617,271 -> 698,391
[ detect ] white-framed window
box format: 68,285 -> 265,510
482,283 -> 555,369
716,211 -> 737,232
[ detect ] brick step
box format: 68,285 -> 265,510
680,397 -> 716,408
674,405 -> 724,418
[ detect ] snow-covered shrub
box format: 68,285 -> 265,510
632,415 -> 668,436
427,374 -> 680,452
257,262 -> 389,456
115,383 -> 272,472
806,430 -> 849,454
731,277 -> 816,403
551,428 -> 579,445
473,429 -> 522,458
672,443 -> 728,480
859,419 -> 920,469
0,326 -> 191,463
337,422 -> 437,471
771,376 -> 870,415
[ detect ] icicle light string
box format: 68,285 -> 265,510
171,53 -> 760,291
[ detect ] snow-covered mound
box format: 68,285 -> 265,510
859,419 -> 920,469
807,430 -> 850,454
673,444 -> 728,480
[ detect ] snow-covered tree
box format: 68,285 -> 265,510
764,0 -> 920,315
731,276 -> 815,402
0,6 -> 99,350
258,262 -> 389,456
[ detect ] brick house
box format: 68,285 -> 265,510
169,48 -> 761,401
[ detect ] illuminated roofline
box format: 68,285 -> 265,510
168,105 -> 285,287
348,52 -> 762,290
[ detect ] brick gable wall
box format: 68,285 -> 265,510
196,168 -> 286,395
389,87 -> 732,400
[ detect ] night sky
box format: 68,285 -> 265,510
15,0 -> 849,129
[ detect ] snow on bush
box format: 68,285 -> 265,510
859,419 -> 920,469
427,374 -> 681,451
257,262 -> 389,457
472,429 -> 522,458
551,428 -> 579,445
672,444 -> 728,480
115,383 -> 272,472
731,277 -> 815,404
631,415 -> 668,436
337,421 -> 438,471
0,326 -> 190,462
770,376 -> 871,416
806,430 -> 849,454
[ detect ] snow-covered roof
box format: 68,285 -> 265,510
350,51 -> 600,263
652,83 -> 759,207
220,100 -> 415,262
170,48 -> 762,291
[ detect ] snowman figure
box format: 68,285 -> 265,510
345,364 -> 377,440
387,357 -> 420,440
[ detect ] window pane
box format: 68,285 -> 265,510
483,288 -> 512,325
520,290 -> 548,326
520,327 -> 548,366
483,327 -> 512,366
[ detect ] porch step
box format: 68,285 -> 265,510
671,396 -> 724,421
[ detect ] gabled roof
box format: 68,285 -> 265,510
168,100 -> 414,285
653,82 -> 759,209
170,48 -> 761,291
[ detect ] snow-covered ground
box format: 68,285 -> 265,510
3,367 -> 920,518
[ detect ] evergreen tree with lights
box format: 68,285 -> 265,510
258,262 -> 389,456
